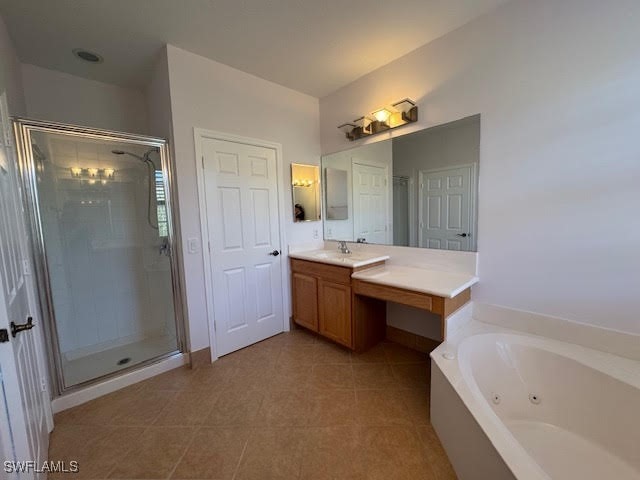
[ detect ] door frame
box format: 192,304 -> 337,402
418,163 -> 477,251
13,117 -> 188,395
194,128 -> 288,361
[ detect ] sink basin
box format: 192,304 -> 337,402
312,250 -> 357,259
289,249 -> 390,267
310,250 -> 372,260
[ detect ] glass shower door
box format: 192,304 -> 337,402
19,123 -> 182,390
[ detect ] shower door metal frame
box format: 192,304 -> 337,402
12,117 -> 187,395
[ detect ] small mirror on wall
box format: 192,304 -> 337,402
291,163 -> 321,222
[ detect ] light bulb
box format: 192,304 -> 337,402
372,108 -> 392,124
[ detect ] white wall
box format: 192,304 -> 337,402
0,16 -> 25,116
165,45 -> 321,352
320,0 -> 640,335
145,49 -> 173,141
21,63 -> 148,134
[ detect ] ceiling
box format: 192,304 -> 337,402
0,0 -> 508,98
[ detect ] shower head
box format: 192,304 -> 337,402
111,149 -> 145,162
111,147 -> 160,231
112,148 -> 158,163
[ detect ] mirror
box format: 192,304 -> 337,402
291,163 -> 321,222
322,114 -> 480,251
325,168 -> 349,220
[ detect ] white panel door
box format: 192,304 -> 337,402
419,165 -> 474,251
202,138 -> 283,356
0,102 -> 51,479
352,163 -> 390,244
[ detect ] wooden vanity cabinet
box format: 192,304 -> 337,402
291,258 -> 378,349
292,256 -> 474,351
317,280 -> 352,347
291,272 -> 318,331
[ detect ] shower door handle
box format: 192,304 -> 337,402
159,240 -> 170,256
11,317 -> 34,338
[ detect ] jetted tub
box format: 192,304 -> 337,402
431,326 -> 640,480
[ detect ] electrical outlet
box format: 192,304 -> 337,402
313,229 -> 319,239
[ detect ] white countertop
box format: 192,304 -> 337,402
289,249 -> 390,268
351,264 -> 478,298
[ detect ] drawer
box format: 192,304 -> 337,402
290,258 -> 352,285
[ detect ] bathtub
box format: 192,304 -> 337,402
430,324 -> 640,480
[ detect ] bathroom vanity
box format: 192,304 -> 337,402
289,249 -> 478,351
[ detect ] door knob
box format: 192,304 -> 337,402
11,317 -> 34,338
456,233 -> 469,237
268,250 -> 281,256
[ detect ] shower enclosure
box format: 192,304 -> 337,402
13,118 -> 185,393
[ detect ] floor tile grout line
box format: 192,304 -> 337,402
164,426 -> 198,480
231,435 -> 251,480
103,423 -> 153,479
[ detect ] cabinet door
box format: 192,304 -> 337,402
318,280 -> 352,348
292,272 -> 318,331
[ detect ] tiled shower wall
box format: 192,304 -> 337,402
37,136 -> 174,360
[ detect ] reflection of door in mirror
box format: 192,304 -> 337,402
419,164 -> 476,251
353,162 -> 390,244
291,163 -> 321,222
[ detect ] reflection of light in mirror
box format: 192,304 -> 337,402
69,166 -> 116,181
292,178 -> 314,187
88,179 -> 96,185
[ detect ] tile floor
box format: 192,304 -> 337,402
50,329 -> 457,479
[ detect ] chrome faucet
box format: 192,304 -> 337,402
337,240 -> 351,254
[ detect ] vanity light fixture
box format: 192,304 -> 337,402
392,98 -> 418,123
337,122 -> 357,138
103,168 -> 115,179
338,98 -> 418,141
87,168 -> 99,178
70,167 -> 83,178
